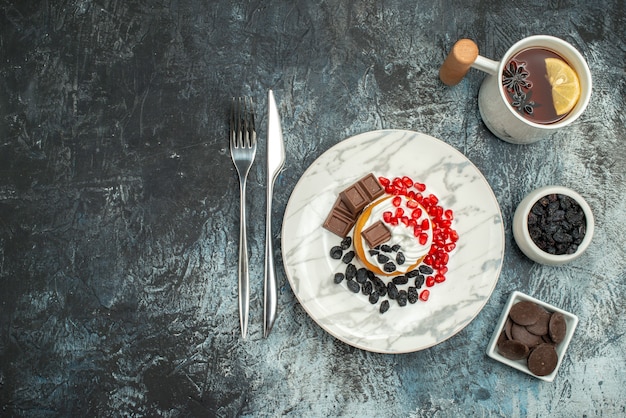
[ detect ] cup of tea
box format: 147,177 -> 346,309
440,36 -> 592,144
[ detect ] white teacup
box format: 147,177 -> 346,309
441,36 -> 592,144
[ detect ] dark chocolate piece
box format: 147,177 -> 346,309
323,209 -> 355,238
527,344 -> 558,376
339,182 -> 369,215
509,301 -> 543,326
361,221 -> 391,248
498,339 -> 530,360
334,196 -> 353,219
359,173 -> 385,200
526,308 -> 551,336
549,312 -> 567,344
511,323 -> 543,348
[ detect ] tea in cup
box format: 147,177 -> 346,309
440,36 -> 592,144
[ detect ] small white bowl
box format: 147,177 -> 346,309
512,185 -> 594,266
486,291 -> 579,382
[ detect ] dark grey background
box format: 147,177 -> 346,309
1,1 -> 625,416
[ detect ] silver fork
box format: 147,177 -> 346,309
229,97 -> 257,339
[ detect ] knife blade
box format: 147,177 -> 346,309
264,89 -> 285,337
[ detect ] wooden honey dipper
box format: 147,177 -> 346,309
439,39 -> 480,86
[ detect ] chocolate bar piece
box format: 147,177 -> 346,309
333,196 -> 353,219
339,183 -> 369,215
359,173 -> 385,201
361,220 -> 391,248
323,208 -> 356,238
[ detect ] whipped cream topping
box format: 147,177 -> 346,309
360,195 -> 433,274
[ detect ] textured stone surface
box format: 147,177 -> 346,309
1,0 -> 625,416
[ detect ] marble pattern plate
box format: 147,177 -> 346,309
281,130 -> 505,353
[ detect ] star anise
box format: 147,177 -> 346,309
502,60 -> 532,95
510,90 -> 537,115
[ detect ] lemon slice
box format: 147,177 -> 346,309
545,57 -> 581,116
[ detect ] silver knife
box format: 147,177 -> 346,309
264,89 -> 285,337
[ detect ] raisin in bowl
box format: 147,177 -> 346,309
513,185 -> 594,266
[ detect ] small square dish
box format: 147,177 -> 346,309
486,291 -> 579,382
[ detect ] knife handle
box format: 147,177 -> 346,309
263,189 -> 278,337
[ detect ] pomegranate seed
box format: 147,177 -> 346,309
426,276 -> 435,287
420,219 -> 430,230
449,229 -> 459,242
402,176 -> 413,187
439,253 -> 449,265
400,185 -> 408,196
411,208 -> 422,219
407,191 -> 416,200
433,206 -> 444,218
419,233 -> 428,245
444,242 -> 456,252
439,219 -> 452,228
434,273 -> 446,283
438,266 -> 448,275
434,239 -> 445,248
414,193 -> 423,203
406,199 -> 418,209
413,226 -> 422,237
383,211 -> 393,223
400,216 -> 409,226
385,185 -> 394,194
445,209 -> 454,219
408,219 -> 417,227
378,177 -> 390,186
393,177 -> 403,188
392,196 -> 402,207
432,259 -> 442,269
428,246 -> 437,255
419,289 -> 430,301
428,194 -> 439,205
395,207 -> 404,218
414,182 -> 426,192
424,255 -> 433,265
390,218 -> 399,226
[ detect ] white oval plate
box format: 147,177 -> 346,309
281,130 -> 505,353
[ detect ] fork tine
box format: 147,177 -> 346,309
236,97 -> 243,148
230,97 -> 237,148
247,97 -> 256,147
230,97 -> 257,149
